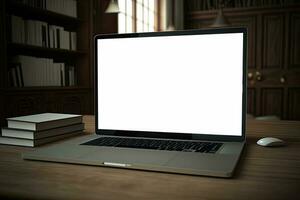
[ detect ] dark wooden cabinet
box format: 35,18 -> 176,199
0,0 -> 93,126
4,88 -> 91,117
289,13 -> 300,69
262,14 -> 285,69
185,4 -> 300,120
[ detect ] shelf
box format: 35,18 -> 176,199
8,43 -> 87,60
5,86 -> 92,92
7,2 -> 82,30
187,4 -> 300,18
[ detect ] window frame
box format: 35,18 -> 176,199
118,0 -> 160,33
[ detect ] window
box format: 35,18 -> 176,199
118,0 -> 158,33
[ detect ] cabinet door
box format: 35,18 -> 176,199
262,14 -> 285,69
289,13 -> 300,69
250,14 -> 286,118
287,13 -> 300,119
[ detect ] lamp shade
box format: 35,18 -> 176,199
105,0 -> 120,13
166,24 -> 175,31
211,9 -> 230,27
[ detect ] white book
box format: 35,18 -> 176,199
41,21 -> 48,47
11,15 -> 24,43
0,131 -> 82,147
26,56 -> 38,86
57,63 -> 62,86
65,0 -> 70,16
70,32 -> 77,50
26,20 -> 35,45
7,113 -> 83,131
53,63 -> 60,86
72,66 -> 75,86
54,0 -> 59,14
11,15 -> 18,43
62,0 -> 66,16
69,66 -> 74,86
40,58 -> 44,86
13,56 -> 24,86
44,58 -> 49,86
35,21 -> 41,46
33,21 -> 38,46
11,67 -> 18,86
60,63 -> 65,86
2,123 -> 84,139
18,55 -> 30,86
58,27 -> 64,49
53,25 -> 61,48
73,0 -> 77,17
15,64 -> 23,87
48,58 -> 54,86
40,58 -> 45,86
25,20 -> 30,45
52,25 -> 57,48
33,57 -> 38,86
49,25 -> 54,48
65,30 -> 70,50
44,58 -> 48,86
46,0 -> 55,12
20,17 -> 25,43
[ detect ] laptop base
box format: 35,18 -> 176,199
23,134 -> 244,178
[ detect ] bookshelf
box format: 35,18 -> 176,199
185,0 -> 300,11
0,0 -> 93,127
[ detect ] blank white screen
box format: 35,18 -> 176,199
97,33 -> 244,136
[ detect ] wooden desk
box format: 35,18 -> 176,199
0,115 -> 299,200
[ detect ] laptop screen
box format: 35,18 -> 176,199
96,29 -> 246,138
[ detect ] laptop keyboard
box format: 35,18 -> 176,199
81,137 -> 223,153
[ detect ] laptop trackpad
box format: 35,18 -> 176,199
80,147 -> 178,166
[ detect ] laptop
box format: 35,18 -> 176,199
23,27 -> 247,178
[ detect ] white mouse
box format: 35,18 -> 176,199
257,137 -> 286,147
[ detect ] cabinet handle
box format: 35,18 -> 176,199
256,71 -> 262,81
280,76 -> 286,83
248,72 -> 253,79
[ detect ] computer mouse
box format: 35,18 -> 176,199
257,137 -> 286,147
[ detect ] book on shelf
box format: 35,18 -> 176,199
11,0 -> 77,18
11,15 -> 77,50
1,123 -> 84,139
8,63 -> 24,87
0,131 -> 82,147
10,15 -> 25,44
7,113 -> 83,131
9,55 -> 77,87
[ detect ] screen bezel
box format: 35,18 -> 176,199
94,27 -> 247,142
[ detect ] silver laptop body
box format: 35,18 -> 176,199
23,28 -> 247,177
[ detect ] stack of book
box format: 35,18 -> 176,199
0,113 -> 84,147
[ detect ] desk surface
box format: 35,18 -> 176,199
0,115 -> 299,200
